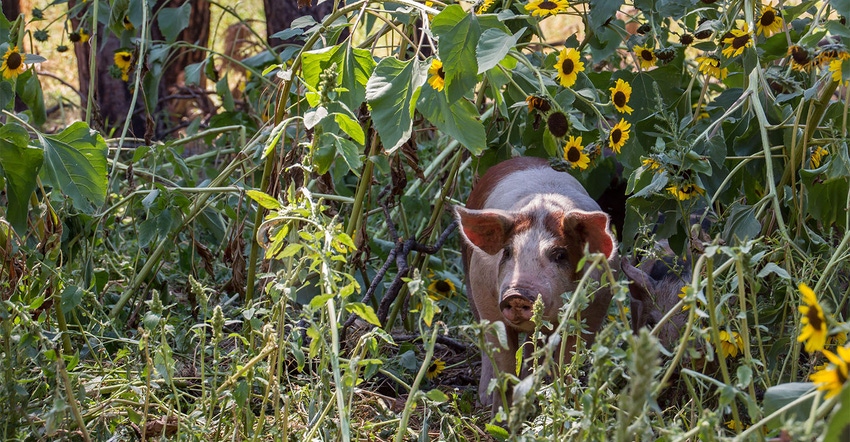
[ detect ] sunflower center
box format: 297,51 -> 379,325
121,54 -> 132,62
640,50 -> 654,61
732,34 -> 750,49
561,58 -> 574,74
538,0 -> 558,10
613,91 -> 626,107
807,307 -> 823,330
428,364 -> 438,373
566,146 -> 581,162
6,52 -> 22,70
437,67 -> 445,79
611,129 -> 622,143
435,280 -> 451,293
760,10 -> 775,26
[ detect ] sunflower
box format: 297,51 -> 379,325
80,28 -> 90,43
642,157 -> 662,172
114,50 -> 133,81
633,44 -> 657,69
0,46 -> 26,80
426,358 -> 446,380
718,330 -> 744,358
722,22 -> 753,58
547,111 -> 570,137
678,286 -> 690,311
526,95 -> 551,112
554,47 -> 584,87
608,119 -> 631,153
123,15 -> 134,31
428,58 -> 445,91
788,45 -> 814,72
696,55 -> 728,79
680,33 -> 694,46
816,44 -> 850,66
524,0 -> 569,17
810,146 -> 829,168
427,278 -> 456,300
609,79 -> 633,114
756,5 -> 783,37
563,135 -> 590,170
798,283 -> 828,353
692,101 -> 709,120
830,58 -> 849,85
476,0 -> 496,14
810,346 -> 849,399
666,181 -> 705,200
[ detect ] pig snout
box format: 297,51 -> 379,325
499,288 -> 537,325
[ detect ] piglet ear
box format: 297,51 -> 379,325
455,206 -> 515,255
563,210 -> 617,259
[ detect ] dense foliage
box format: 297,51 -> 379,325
1,0 -> 850,440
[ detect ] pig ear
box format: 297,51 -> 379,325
455,206 -> 514,255
563,210 -> 616,259
621,258 -> 656,302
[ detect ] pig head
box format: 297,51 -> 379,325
455,157 -> 618,409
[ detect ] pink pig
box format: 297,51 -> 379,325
455,157 -> 618,408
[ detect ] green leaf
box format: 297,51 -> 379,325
333,112 -> 365,145
832,0 -> 850,19
365,57 -> 427,153
216,75 -> 235,112
302,43 -> 376,111
0,124 -> 43,234
722,203 -> 761,244
485,423 -> 509,441
346,302 -> 381,326
476,28 -> 524,74
588,0 -> 623,33
157,2 -> 191,44
432,5 -> 480,102
246,189 -> 282,210
0,81 -> 13,110
335,136 -> 363,175
763,382 -> 816,429
184,62 -> 203,86
824,382 -> 850,442
425,389 -> 449,403
16,69 -> 46,126
60,286 -> 83,315
38,121 -> 108,213
417,87 -> 486,155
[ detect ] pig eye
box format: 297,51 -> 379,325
501,246 -> 513,261
549,247 -> 569,264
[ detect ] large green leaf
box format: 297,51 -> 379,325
0,123 -> 43,234
763,382 -> 816,430
476,28 -> 524,74
418,87 -> 485,155
588,0 -> 623,33
16,69 -> 46,126
432,5 -> 480,103
157,2 -> 191,44
38,121 -> 108,213
824,382 -> 850,442
302,43 -> 376,111
365,57 -> 427,153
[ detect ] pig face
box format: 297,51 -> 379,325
622,257 -> 689,349
457,200 -> 616,332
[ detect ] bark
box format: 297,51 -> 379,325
2,0 -> 20,21
263,0 -> 337,47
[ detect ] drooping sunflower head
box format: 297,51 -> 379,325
756,5 -> 783,37
426,358 -> 446,380
797,282 -> 828,353
609,78 -> 633,114
526,94 -> 552,113
810,146 -> 829,168
428,58 -> 445,91
524,0 -> 569,17
123,15 -> 134,31
563,135 -> 590,170
554,47 -> 584,88
547,111 -> 570,137
816,42 -> 850,66
680,33 -> 694,46
633,44 -> 657,69
717,330 -> 744,358
80,28 -> 90,43
642,157 -> 662,172
696,55 -> 728,80
608,118 -> 631,153
788,45 -> 813,72
810,346 -> 850,398
666,180 -> 705,201
476,0 -> 496,14
721,21 -> 753,58
1,46 -> 27,80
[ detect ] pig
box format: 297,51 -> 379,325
455,156 -> 618,408
622,252 -> 690,351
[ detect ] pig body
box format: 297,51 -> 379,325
455,157 -> 618,408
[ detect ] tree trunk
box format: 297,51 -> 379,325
263,0 -> 336,47
2,0 -> 20,21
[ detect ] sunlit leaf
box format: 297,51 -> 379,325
432,5 -> 480,103
0,124 -> 42,234
38,121 -> 108,213
365,57 -> 427,153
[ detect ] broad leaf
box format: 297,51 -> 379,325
246,189 -> 282,211
366,57 -> 427,153
302,43 -> 376,111
0,124 -> 43,234
346,302 -> 381,327
157,2 -> 191,44
589,0 -> 624,33
39,121 -> 108,213
477,28 -> 525,74
16,69 -> 46,126
432,5 -> 480,103
418,87 -> 486,155
763,382 -> 816,429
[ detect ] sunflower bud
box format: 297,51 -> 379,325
636,23 -> 651,35
547,111 -> 569,137
34,29 -> 49,42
